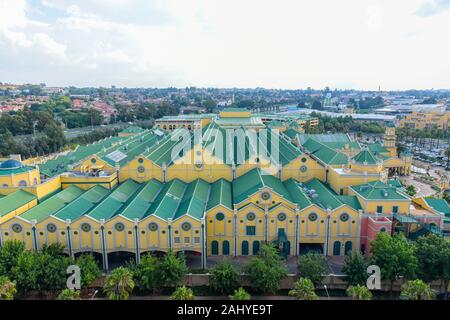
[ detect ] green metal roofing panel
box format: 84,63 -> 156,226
0,190 -> 36,217
53,185 -> 110,221
19,186 -> 84,223
387,179 -> 403,188
394,213 -> 418,223
121,126 -> 145,133
145,128 -> 192,167
148,179 -> 186,220
87,179 -> 142,221
206,179 -> 233,211
351,181 -> 408,200
352,149 -> 378,165
298,133 -> 352,145
424,198 -> 450,215
232,168 -> 293,204
302,138 -> 348,165
174,179 -> 210,220
283,128 -> 299,140
304,179 -> 342,210
336,195 -> 362,211
0,166 -> 36,176
367,143 -> 389,154
120,179 -> 163,220
283,179 -> 313,209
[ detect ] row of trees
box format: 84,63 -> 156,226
305,112 -> 385,134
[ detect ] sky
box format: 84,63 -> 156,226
0,0 -> 450,90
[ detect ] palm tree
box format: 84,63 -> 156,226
103,267 -> 135,300
346,285 -> 373,300
171,286 -> 195,300
445,147 -> 450,168
229,287 -> 251,300
288,277 -> 318,300
57,289 -> 81,300
400,279 -> 436,300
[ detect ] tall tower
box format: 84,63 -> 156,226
383,125 -> 397,156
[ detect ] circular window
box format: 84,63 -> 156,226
91,158 -> 97,164
149,222 -> 158,232
138,158 -> 144,164
261,192 -> 271,201
216,212 -> 225,221
12,224 -> 22,233
115,222 -> 125,232
81,223 -> 91,232
137,166 -> 146,173
308,213 -> 318,222
380,227 -> 386,232
195,161 -> 203,169
340,213 -> 350,222
47,223 -> 57,233
301,157 -> 307,163
277,213 -> 287,222
246,212 -> 256,221
300,165 -> 308,173
196,150 -> 202,156
181,222 -> 191,231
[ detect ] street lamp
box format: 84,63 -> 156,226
323,285 -> 330,300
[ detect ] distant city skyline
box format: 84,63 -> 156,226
1,0 -> 450,90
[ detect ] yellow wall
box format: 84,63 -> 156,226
281,155 -> 326,182
171,215 -> 202,254
138,216 -> 170,253
104,216 -> 136,253
206,206 -> 234,256
61,173 -> 118,190
69,217 -> 103,254
267,203 -> 296,248
73,155 -> 116,175
0,175 -> 62,200
328,206 -> 360,256
0,168 -> 41,188
236,203 -> 265,255
35,216 -> 68,251
0,217 -> 34,250
328,167 -> 381,195
0,199 -> 38,224
119,157 -> 164,183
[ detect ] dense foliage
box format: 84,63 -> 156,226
297,253 -> 327,286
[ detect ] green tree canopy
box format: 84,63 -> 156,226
297,253 -> 327,286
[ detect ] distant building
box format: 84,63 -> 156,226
399,109 -> 450,130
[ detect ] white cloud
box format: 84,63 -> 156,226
0,0 -> 449,89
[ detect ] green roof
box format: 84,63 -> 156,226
367,143 -> 389,154
206,179 -> 233,211
222,108 -> 250,113
121,126 -> 145,134
336,195 -> 362,211
283,128 -> 299,140
424,198 -> 450,216
232,168 -> 293,204
53,185 -> 110,221
304,179 -> 343,210
299,133 -> 352,145
0,166 -> 36,176
350,181 -> 408,200
120,179 -> 163,220
0,190 -> 36,217
148,179 -> 186,220
352,149 -> 378,165
174,179 -> 210,220
387,179 -> 403,188
283,179 -> 313,209
19,186 -> 84,223
302,138 -> 348,165
87,179 -> 142,221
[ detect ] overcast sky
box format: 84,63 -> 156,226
1,0 -> 449,90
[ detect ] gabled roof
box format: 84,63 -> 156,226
174,179 -> 210,220
304,179 -> 343,210
206,179 -> 233,211
53,185 -> 110,221
283,128 -> 299,140
87,179 -> 142,221
121,126 -> 145,134
298,133 -> 352,145
20,186 -> 84,223
232,168 -> 293,204
147,179 -> 186,220
352,149 -> 378,165
424,198 -> 450,216
120,179 -> 163,220
301,138 -> 348,165
283,179 -> 312,209
350,181 -> 408,200
0,190 -> 36,217
367,143 -> 389,154
336,195 -> 362,211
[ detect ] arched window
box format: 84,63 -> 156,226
252,241 -> 260,255
345,241 -> 353,255
333,241 -> 341,256
222,240 -> 230,256
241,241 -> 249,255
18,180 -> 27,187
211,241 -> 219,255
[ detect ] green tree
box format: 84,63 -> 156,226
415,234 -> 450,299
229,287 -> 251,300
400,279 -> 436,300
297,253 -> 327,286
406,185 -> 416,197
210,261 -> 239,294
0,240 -> 25,277
245,244 -> 288,294
371,233 -> 418,294
76,254 -> 102,287
445,147 -> 450,168
35,252 -> 71,291
104,267 -> 135,300
11,251 -> 39,293
156,251 -> 188,287
131,254 -> 159,292
57,289 -> 81,300
346,285 -> 372,300
0,276 -> 17,300
170,286 -> 195,300
342,251 -> 368,286
288,278 -> 318,300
